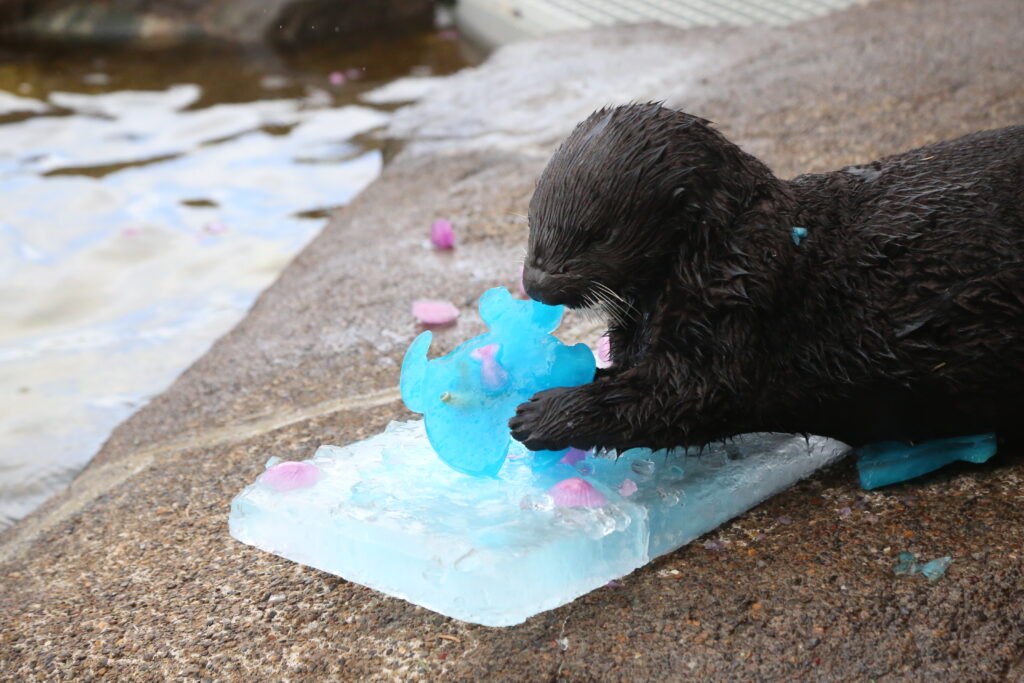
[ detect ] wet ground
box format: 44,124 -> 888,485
1,0 -> 1023,679
0,35 -> 478,528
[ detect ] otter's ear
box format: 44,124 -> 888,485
667,167 -> 697,201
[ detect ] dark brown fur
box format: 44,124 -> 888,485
509,103 -> 1024,452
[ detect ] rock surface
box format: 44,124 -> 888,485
3,0 -> 1024,678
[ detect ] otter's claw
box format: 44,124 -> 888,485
509,387 -> 580,452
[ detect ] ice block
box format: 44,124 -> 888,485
230,420 -> 848,626
856,432 -> 996,490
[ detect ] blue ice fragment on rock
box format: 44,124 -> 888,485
400,287 -> 595,477
228,421 -> 849,626
892,552 -> 952,580
919,556 -> 952,580
856,433 -> 996,490
790,226 -> 808,245
894,551 -> 918,575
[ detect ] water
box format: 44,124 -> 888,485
0,35 -> 477,529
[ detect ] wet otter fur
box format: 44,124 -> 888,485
509,103 -> 1024,453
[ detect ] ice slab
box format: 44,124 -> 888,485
230,420 -> 848,626
856,432 -> 996,490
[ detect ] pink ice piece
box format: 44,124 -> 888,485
203,221 -> 228,235
469,343 -> 508,390
328,71 -> 346,85
260,461 -> 320,492
548,477 -> 607,508
596,335 -> 612,368
559,448 -> 589,466
430,219 -> 455,249
618,478 -> 638,497
411,299 -> 459,326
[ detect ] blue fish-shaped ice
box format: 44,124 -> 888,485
400,287 -> 595,477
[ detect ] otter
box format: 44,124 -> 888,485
508,103 -> 1024,454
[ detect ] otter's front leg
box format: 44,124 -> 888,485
509,362 -> 698,452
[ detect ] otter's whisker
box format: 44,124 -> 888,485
594,284 -> 631,327
589,287 -> 626,328
590,284 -> 626,325
594,281 -> 639,320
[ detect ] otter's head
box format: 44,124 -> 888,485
523,103 -> 778,312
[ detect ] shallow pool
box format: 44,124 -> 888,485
0,35 -> 476,528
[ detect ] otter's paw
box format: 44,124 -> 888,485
509,386 -> 581,452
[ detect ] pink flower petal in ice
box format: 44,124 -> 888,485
412,299 -> 459,326
430,219 -> 455,249
259,461 -> 320,492
596,335 -> 612,368
548,477 -> 607,508
328,71 -> 346,85
469,343 -> 509,390
559,448 -> 589,466
618,478 -> 638,497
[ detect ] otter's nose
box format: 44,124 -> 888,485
522,265 -> 554,303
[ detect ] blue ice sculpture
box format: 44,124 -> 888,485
400,287 -> 595,477
856,432 -> 997,490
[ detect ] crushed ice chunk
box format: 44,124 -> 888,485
401,287 -> 594,477
919,556 -> 952,580
893,552 -> 952,580
894,551 -> 917,575
790,226 -> 808,245
857,433 -> 996,490
631,459 -> 655,477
